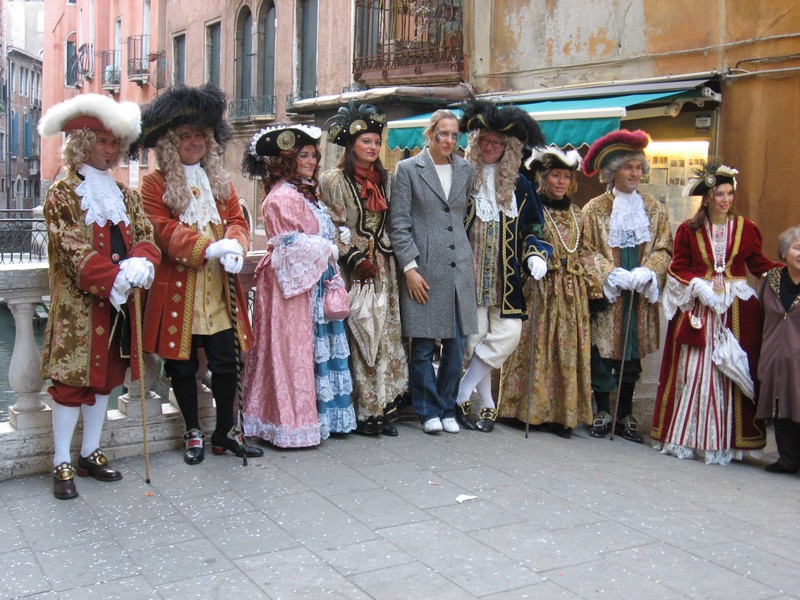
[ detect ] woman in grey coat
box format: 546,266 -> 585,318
388,109 -> 477,434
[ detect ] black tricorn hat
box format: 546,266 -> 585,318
242,124 -> 323,179
459,98 -> 545,146
325,101 -> 386,147
137,83 -> 232,149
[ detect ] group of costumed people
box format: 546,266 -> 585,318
38,83 -> 799,499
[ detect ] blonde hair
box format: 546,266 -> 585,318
62,129 -> 126,172
464,130 -> 522,209
154,126 -> 231,215
424,109 -> 459,146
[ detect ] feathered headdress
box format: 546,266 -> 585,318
242,124 -> 323,179
459,98 -> 545,146
38,93 -> 141,142
526,145 -> 582,172
326,101 -> 386,147
582,129 -> 650,177
137,84 -> 232,149
683,161 -> 738,197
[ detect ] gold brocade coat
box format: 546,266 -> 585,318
582,191 -> 673,360
41,172 -> 161,386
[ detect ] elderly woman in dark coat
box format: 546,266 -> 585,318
756,225 -> 800,474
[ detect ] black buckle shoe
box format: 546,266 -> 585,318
615,415 -> 644,443
53,462 -> 78,500
589,411 -> 612,438
475,407 -> 498,433
77,448 -> 122,481
455,400 -> 478,431
183,429 -> 206,465
380,423 -> 399,436
210,431 -> 264,458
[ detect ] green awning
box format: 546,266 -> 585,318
386,90 -> 685,151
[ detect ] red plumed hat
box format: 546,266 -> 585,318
582,129 -> 650,177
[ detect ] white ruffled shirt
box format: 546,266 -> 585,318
76,164 -> 129,227
608,187 -> 651,249
180,163 -> 221,229
474,163 -> 519,222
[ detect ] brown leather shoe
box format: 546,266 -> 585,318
53,462 -> 78,500
76,448 -> 123,482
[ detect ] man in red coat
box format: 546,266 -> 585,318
39,94 -> 161,499
137,84 -> 261,465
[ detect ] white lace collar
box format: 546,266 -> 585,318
475,163 -> 518,222
180,163 -> 221,229
76,164 -> 129,227
608,187 -> 651,248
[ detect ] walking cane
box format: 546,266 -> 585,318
609,289 -> 635,441
227,272 -> 248,467
524,283 -> 538,439
133,288 -> 151,484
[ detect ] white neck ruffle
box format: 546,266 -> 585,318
475,163 -> 518,222
76,164 -> 129,227
608,188 -> 651,248
180,163 -> 221,229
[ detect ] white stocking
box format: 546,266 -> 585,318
456,355 -> 493,406
81,394 -> 109,457
52,402 -> 80,466
476,374 -> 495,410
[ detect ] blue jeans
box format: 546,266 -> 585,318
409,320 -> 466,423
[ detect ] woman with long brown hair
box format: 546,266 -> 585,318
652,163 -> 779,464
319,103 -> 408,437
241,125 -> 355,448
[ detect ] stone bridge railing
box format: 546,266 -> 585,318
0,253 -> 264,481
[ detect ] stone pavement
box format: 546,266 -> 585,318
0,420 -> 798,600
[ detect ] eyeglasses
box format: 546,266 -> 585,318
479,138 -> 506,149
434,131 -> 460,141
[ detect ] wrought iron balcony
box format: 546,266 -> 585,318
286,90 -> 318,110
100,50 -> 122,92
353,0 -> 463,85
127,35 -> 150,83
228,96 -> 277,122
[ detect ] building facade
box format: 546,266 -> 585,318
2,0 -> 44,210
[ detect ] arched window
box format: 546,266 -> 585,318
235,7 -> 254,101
65,31 -> 79,87
257,1 -> 276,114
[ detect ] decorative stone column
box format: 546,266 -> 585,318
7,298 -> 50,430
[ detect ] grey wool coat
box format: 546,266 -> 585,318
388,148 -> 478,339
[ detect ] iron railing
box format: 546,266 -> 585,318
127,35 -> 150,78
0,210 -> 47,264
100,50 -> 122,87
353,0 -> 463,76
286,90 -> 318,109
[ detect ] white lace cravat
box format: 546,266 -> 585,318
180,163 -> 221,228
474,163 -> 518,222
608,187 -> 651,248
76,164 -> 129,227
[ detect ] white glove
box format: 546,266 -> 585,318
205,238 -> 243,260
527,255 -> 548,280
692,279 -> 719,310
630,267 -> 654,293
603,267 -> 633,303
110,269 -> 132,311
329,243 -> 339,263
119,257 -> 155,289
338,226 -> 352,245
220,252 -> 243,274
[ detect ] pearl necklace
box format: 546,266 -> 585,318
709,219 -> 728,293
543,204 -> 581,254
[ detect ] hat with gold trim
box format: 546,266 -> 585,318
526,145 -> 582,172
326,102 -> 386,147
683,161 -> 738,197
459,98 -> 545,146
242,124 -> 323,179
582,129 -> 650,177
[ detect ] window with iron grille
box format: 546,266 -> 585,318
353,0 -> 463,83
